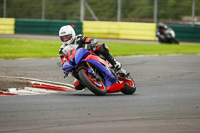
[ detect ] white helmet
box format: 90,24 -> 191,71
59,25 -> 76,45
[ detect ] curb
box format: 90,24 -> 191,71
0,76 -> 79,96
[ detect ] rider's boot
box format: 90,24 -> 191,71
74,79 -> 85,90
106,53 -> 122,70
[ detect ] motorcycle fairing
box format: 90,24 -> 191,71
84,58 -> 123,92
75,48 -> 90,66
84,54 -> 112,67
62,48 -> 90,72
63,48 -> 124,93
86,59 -> 117,88
62,61 -> 74,72
106,81 -> 124,93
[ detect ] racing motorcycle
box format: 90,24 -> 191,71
156,24 -> 179,44
62,48 -> 136,96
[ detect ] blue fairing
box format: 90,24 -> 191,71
62,48 -> 117,88
62,61 -> 74,72
75,48 -> 90,65
62,48 -> 89,72
86,59 -> 117,88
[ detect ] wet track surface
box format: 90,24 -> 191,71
0,55 -> 200,133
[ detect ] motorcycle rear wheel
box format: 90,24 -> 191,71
78,69 -> 106,96
120,75 -> 136,95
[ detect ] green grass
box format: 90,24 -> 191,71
107,42 -> 200,56
0,38 -> 61,59
0,38 -> 200,59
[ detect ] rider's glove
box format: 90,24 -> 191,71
63,71 -> 69,78
114,61 -> 122,70
86,39 -> 99,51
86,43 -> 97,51
90,39 -> 99,45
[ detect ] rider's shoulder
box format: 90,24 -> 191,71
76,34 -> 87,40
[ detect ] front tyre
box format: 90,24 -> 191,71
78,69 -> 106,96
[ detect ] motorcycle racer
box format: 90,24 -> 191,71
59,25 -> 122,90
156,23 -> 179,44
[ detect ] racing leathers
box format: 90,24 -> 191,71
59,34 -> 121,68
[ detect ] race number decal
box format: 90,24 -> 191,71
65,49 -> 76,62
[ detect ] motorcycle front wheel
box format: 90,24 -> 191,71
78,69 -> 106,96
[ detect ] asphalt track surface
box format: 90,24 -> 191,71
0,54 -> 200,133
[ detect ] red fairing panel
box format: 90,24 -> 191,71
84,54 -> 112,67
106,81 -> 124,93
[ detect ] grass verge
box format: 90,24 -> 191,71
0,38 -> 200,59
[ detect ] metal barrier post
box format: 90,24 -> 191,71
3,0 -> 6,18
154,0 -> 157,24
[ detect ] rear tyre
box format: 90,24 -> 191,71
78,69 -> 106,96
120,75 -> 136,95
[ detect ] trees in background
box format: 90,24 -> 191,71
0,0 -> 199,22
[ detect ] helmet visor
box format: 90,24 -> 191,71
60,35 -> 72,42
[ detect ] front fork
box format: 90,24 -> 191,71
86,62 -> 101,82
73,62 -> 100,82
